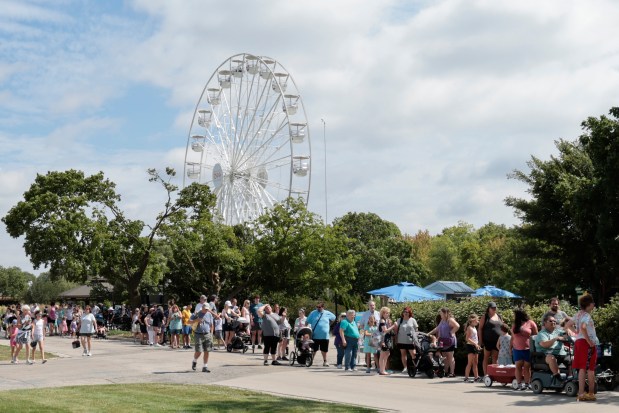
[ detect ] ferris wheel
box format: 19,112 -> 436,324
183,53 -> 311,225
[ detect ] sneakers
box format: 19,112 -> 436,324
154,343 -> 161,347
464,377 -> 473,383
366,368 -> 371,374
281,356 -> 289,361
87,352 -> 92,357
82,350 -> 87,356
192,361 -> 197,371
272,360 -> 282,366
42,359 -> 47,364
323,362 -> 330,367
202,367 -> 211,373
264,360 -> 269,366
257,345 -> 263,349
401,368 -> 408,374
10,358 -> 15,364
27,359 -> 33,365
336,364 -> 343,369
350,368 -> 358,372
474,377 -> 482,383
519,382 -> 528,391
577,393 -> 596,402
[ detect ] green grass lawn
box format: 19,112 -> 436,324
0,342 -> 57,361
0,384 -> 376,413
106,329 -> 134,339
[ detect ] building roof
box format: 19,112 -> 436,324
424,281 -> 475,295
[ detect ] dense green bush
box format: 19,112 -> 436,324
593,294 -> 619,373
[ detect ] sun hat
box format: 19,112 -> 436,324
224,300 -> 232,307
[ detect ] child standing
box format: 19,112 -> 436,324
362,314 -> 379,374
9,320 -> 18,363
464,314 -> 482,382
569,293 -> 598,402
496,324 -> 512,366
70,318 -> 77,339
60,316 -> 68,337
214,316 -> 224,350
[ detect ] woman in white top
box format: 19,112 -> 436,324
78,305 -> 97,356
13,305 -> 33,364
277,307 -> 291,361
241,300 -> 251,334
294,309 -> 307,333
31,311 -> 48,363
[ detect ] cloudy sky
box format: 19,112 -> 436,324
1,0 -> 619,273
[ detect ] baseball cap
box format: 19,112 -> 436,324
488,301 -> 497,308
12,319 -> 17,325
224,300 -> 232,307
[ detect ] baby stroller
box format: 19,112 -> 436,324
289,327 -> 314,367
226,317 -> 251,353
96,323 -> 108,339
407,332 -> 445,378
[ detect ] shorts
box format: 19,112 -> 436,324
80,333 -> 93,337
33,333 -> 44,343
311,339 -> 329,353
194,333 -> 213,353
263,335 -> 280,355
182,325 -> 192,335
170,329 -> 181,335
482,339 -> 498,352
140,324 -> 147,334
573,339 -> 597,371
214,330 -> 223,340
466,344 -> 479,355
251,322 -> 262,332
441,346 -> 455,353
512,349 -> 530,363
398,343 -> 416,351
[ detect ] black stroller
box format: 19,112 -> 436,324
289,327 -> 314,367
226,317 -> 251,353
407,332 -> 445,378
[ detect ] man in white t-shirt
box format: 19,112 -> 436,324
358,301 -> 381,328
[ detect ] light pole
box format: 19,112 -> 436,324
321,118 -> 328,225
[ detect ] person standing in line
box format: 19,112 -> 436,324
195,295 -> 208,313
463,314 -> 482,383
190,305 -> 214,373
241,300 -> 251,335
257,304 -> 281,365
340,309 -> 360,372
294,308 -> 307,334
511,308 -> 538,390
333,313 -> 346,369
78,305 -> 97,357
47,302 -> 57,336
131,308 -> 141,343
428,307 -> 460,378
277,307 -> 291,361
306,302 -> 336,367
249,295 -> 264,350
478,301 -> 504,377
394,306 -> 419,374
181,304 -> 193,349
167,304 -> 182,349
566,293 -> 599,402
541,297 -> 570,327
496,324 -> 513,366
377,307 -> 397,376
362,314 -> 379,374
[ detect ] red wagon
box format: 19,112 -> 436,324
483,364 -> 521,389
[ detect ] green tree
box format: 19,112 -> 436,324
507,107 -> 619,303
2,168 -> 208,307
250,198 -> 356,299
334,212 -> 427,295
0,266 -> 35,301
26,272 -> 77,304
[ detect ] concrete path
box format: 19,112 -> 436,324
1,337 -> 618,412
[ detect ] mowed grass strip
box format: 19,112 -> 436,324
0,383 -> 377,413
0,343 -> 57,361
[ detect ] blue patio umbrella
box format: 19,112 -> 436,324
473,285 -> 521,298
367,282 -> 442,303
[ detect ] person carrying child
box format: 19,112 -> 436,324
496,324 -> 512,366
566,293 -> 599,402
463,314 -> 482,382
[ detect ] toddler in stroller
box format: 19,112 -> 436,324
407,332 -> 445,378
226,317 -> 251,353
289,327 -> 314,367
96,323 -> 107,339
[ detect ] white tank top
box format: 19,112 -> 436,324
34,319 -> 45,336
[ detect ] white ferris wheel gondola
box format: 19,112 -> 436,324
183,53 -> 312,225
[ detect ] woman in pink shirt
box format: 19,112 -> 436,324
511,309 -> 538,390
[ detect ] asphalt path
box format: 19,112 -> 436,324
1,336 -> 618,412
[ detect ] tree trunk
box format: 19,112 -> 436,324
128,277 -> 141,308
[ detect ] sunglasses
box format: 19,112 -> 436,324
547,320 -> 557,323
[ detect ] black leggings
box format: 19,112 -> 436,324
263,336 -> 279,355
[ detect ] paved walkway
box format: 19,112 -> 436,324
1,337 -> 618,412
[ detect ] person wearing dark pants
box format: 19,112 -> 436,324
258,304 -> 281,365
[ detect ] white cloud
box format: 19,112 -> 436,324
2,0 -> 619,272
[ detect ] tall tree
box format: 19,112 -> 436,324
0,266 -> 35,302
506,107 -> 619,303
26,273 -> 77,304
334,212 -> 427,294
2,168 -> 209,307
250,198 -> 356,299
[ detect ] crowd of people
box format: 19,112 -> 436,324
2,293 -> 600,402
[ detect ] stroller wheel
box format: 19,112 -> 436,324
483,376 -> 493,387
242,345 -> 248,353
426,369 -> 435,379
290,352 -> 296,366
226,344 -> 232,353
408,366 -> 417,378
305,353 -> 313,368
